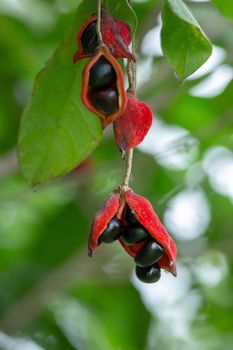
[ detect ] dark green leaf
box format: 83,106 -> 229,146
161,0 -> 212,79
18,0 -> 103,185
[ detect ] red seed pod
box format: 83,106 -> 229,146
101,9 -> 135,61
121,190 -> 177,276
73,15 -> 98,63
88,187 -> 177,276
81,45 -> 127,128
113,90 -> 153,151
73,11 -> 134,63
88,191 -> 120,256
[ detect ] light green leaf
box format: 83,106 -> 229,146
211,0 -> 233,19
161,0 -> 212,79
18,0 -> 102,186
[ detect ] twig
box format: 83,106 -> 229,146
122,33 -> 137,188
127,39 -> 137,91
96,0 -> 104,45
122,148 -> 134,188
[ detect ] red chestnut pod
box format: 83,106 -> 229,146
101,9 -> 135,61
88,191 -> 120,257
120,190 -> 177,276
73,15 -> 98,63
73,11 -> 135,63
113,90 -> 153,151
88,188 -> 177,276
81,45 -> 127,128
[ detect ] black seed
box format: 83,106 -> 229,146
99,217 -> 124,243
134,240 -> 164,267
81,21 -> 98,54
121,226 -> 149,245
91,87 -> 119,116
125,206 -> 138,225
135,264 -> 161,283
89,57 -> 116,88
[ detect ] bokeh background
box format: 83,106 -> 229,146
0,0 -> 233,349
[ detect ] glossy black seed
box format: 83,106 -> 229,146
125,206 -> 138,225
121,226 -> 149,245
135,264 -> 161,283
89,57 -> 116,88
81,21 -> 98,54
99,217 -> 124,243
134,240 -> 164,267
91,87 -> 119,116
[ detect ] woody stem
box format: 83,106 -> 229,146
123,148 -> 134,187
97,0 -> 104,45
127,57 -> 136,91
122,35 -> 137,188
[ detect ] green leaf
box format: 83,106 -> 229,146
161,0 -> 212,79
211,0 -> 233,19
18,0 -> 103,185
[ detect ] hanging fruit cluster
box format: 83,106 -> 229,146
73,6 -> 151,142
73,3 -> 177,283
88,189 -> 177,283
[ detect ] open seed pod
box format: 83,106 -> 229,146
81,45 -> 127,128
113,89 -> 153,151
118,190 -> 177,276
73,15 -> 98,63
73,10 -> 135,63
88,188 -> 177,277
101,9 -> 135,61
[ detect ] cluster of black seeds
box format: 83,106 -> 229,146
99,206 -> 164,283
89,57 -> 119,116
82,21 -> 119,116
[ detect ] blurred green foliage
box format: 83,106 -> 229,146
0,0 -> 233,349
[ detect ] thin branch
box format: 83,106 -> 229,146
96,0 -> 104,45
122,33 -> 137,188
127,38 -> 137,91
122,148 -> 134,188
